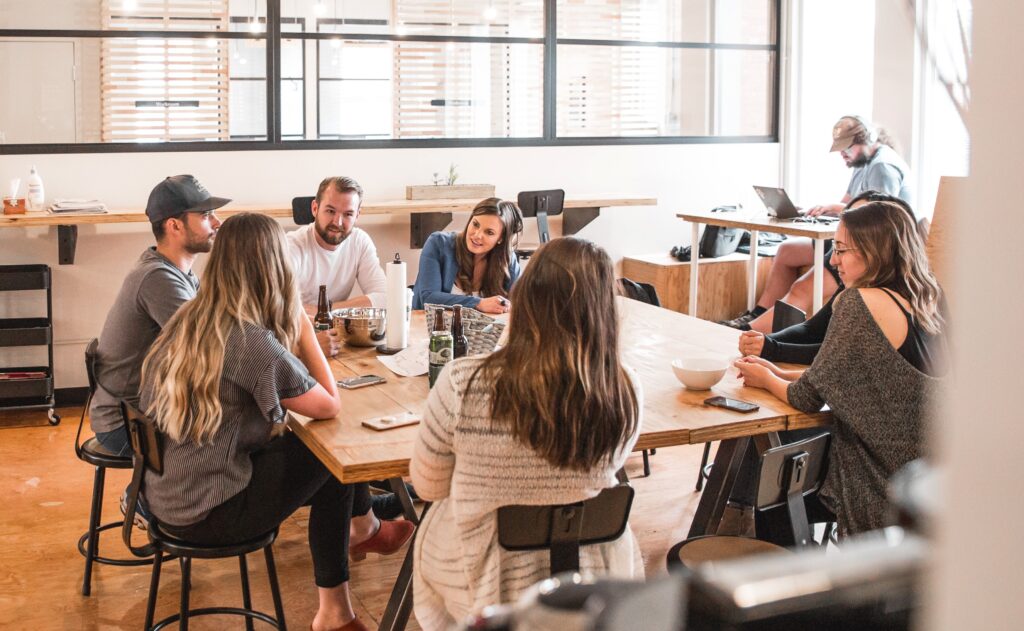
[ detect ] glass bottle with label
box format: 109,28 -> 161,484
429,307 -> 454,388
451,304 -> 469,359
314,285 -> 332,332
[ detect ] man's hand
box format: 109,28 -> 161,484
317,327 -> 341,358
805,203 -> 845,217
738,330 -> 766,357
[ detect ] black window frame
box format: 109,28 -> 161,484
0,0 -> 780,155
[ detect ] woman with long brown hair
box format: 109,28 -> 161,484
410,237 -> 644,629
140,213 -> 410,631
736,200 -> 947,538
411,197 -> 523,314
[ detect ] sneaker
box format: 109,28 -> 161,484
119,489 -> 152,531
370,493 -> 405,521
718,310 -> 757,330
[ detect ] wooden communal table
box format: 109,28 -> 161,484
677,210 -> 838,314
290,298 -> 830,631
0,195 -> 655,264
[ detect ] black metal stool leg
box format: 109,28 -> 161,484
239,554 -> 255,631
264,546 -> 286,630
82,465 -> 107,596
695,442 -> 712,491
641,450 -> 651,477
179,557 -> 191,631
144,550 -> 163,630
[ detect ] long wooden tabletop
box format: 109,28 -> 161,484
677,210 -> 838,239
0,196 -> 656,228
289,298 -> 830,484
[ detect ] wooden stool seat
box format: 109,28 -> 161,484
668,535 -> 789,570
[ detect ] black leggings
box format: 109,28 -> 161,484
160,432 -> 372,588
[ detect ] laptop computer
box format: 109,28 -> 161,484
753,186 -> 802,219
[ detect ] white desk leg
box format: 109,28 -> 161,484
813,238 -> 825,313
747,230 -> 759,312
689,222 -> 700,317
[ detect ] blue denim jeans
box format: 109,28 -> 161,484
95,427 -> 130,456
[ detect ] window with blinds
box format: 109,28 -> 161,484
100,0 -> 232,142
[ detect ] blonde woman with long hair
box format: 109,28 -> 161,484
736,200 -> 947,538
410,237 -> 644,629
140,213 -> 401,631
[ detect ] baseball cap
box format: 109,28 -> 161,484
144,175 -> 231,223
830,116 -> 870,152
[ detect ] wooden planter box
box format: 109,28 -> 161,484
406,184 -> 495,200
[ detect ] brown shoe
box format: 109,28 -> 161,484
349,519 -> 415,561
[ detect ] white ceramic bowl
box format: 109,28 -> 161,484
671,357 -> 729,390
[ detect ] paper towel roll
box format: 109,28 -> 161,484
385,254 -> 409,350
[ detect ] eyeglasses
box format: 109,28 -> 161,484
832,246 -> 859,257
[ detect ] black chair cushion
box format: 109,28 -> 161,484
79,436 -> 133,469
149,523 -> 278,560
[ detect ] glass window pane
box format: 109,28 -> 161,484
281,79 -> 305,138
0,37 -> 265,144
0,0 -> 267,32
228,80 -> 267,138
279,0 -> 543,38
308,40 -> 542,140
557,45 -> 773,137
557,0 -> 775,45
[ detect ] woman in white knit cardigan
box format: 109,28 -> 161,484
410,237 -> 645,630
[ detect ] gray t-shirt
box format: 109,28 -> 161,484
141,323 -> 317,527
89,248 -> 198,433
847,145 -> 915,212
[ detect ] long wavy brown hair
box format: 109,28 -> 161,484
454,198 -> 522,298
470,237 -> 638,471
141,213 -> 303,444
841,201 -> 944,334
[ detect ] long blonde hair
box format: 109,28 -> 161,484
842,201 -> 944,334
470,237 -> 638,471
141,213 -> 303,444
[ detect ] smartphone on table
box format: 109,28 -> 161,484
338,374 -> 386,389
703,396 -> 759,413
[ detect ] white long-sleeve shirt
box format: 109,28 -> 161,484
286,224 -> 387,307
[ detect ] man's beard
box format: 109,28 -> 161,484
184,228 -> 214,254
316,222 -> 350,246
847,152 -> 871,168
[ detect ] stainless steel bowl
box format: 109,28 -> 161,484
332,307 -> 387,347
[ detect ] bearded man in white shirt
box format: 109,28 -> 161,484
287,176 -> 387,357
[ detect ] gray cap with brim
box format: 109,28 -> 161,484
145,174 -> 231,223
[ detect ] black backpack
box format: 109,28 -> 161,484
698,205 -> 745,258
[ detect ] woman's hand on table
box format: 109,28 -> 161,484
734,357 -> 777,389
738,330 -> 765,356
477,296 -> 510,314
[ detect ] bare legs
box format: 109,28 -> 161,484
748,267 -> 840,333
313,583 -> 359,631
756,238 -> 815,310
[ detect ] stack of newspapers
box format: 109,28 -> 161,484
48,199 -> 108,214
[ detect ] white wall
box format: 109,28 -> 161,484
0,142 -> 780,389
927,1 -> 1024,628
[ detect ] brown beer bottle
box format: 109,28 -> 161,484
314,285 -> 332,332
451,305 -> 469,359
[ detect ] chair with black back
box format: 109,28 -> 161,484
497,483 -> 635,576
292,196 -> 315,225
515,189 -> 565,260
74,338 -> 155,596
694,301 -> 808,493
121,402 -> 286,631
668,433 -> 831,569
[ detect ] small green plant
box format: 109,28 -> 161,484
446,163 -> 459,185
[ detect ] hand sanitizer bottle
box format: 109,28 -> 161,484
27,166 -> 45,210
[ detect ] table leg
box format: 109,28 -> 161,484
747,230 -> 760,311
379,478 -> 430,631
689,222 -> 700,317
687,436 -> 749,537
812,238 -> 825,313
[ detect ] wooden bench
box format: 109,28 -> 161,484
621,252 -> 773,321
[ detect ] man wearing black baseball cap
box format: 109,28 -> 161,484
89,175 -> 229,462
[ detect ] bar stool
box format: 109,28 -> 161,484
75,338 -> 155,596
122,402 -> 286,630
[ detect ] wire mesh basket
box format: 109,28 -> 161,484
424,304 -> 505,356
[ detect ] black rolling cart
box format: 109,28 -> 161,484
0,264 -> 60,425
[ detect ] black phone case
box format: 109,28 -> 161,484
703,396 -> 759,413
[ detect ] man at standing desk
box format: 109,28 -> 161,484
90,175 -> 228,456
721,116 -> 914,332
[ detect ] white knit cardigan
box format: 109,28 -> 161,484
410,356 -> 645,630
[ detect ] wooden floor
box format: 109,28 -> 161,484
0,406 -> 712,630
